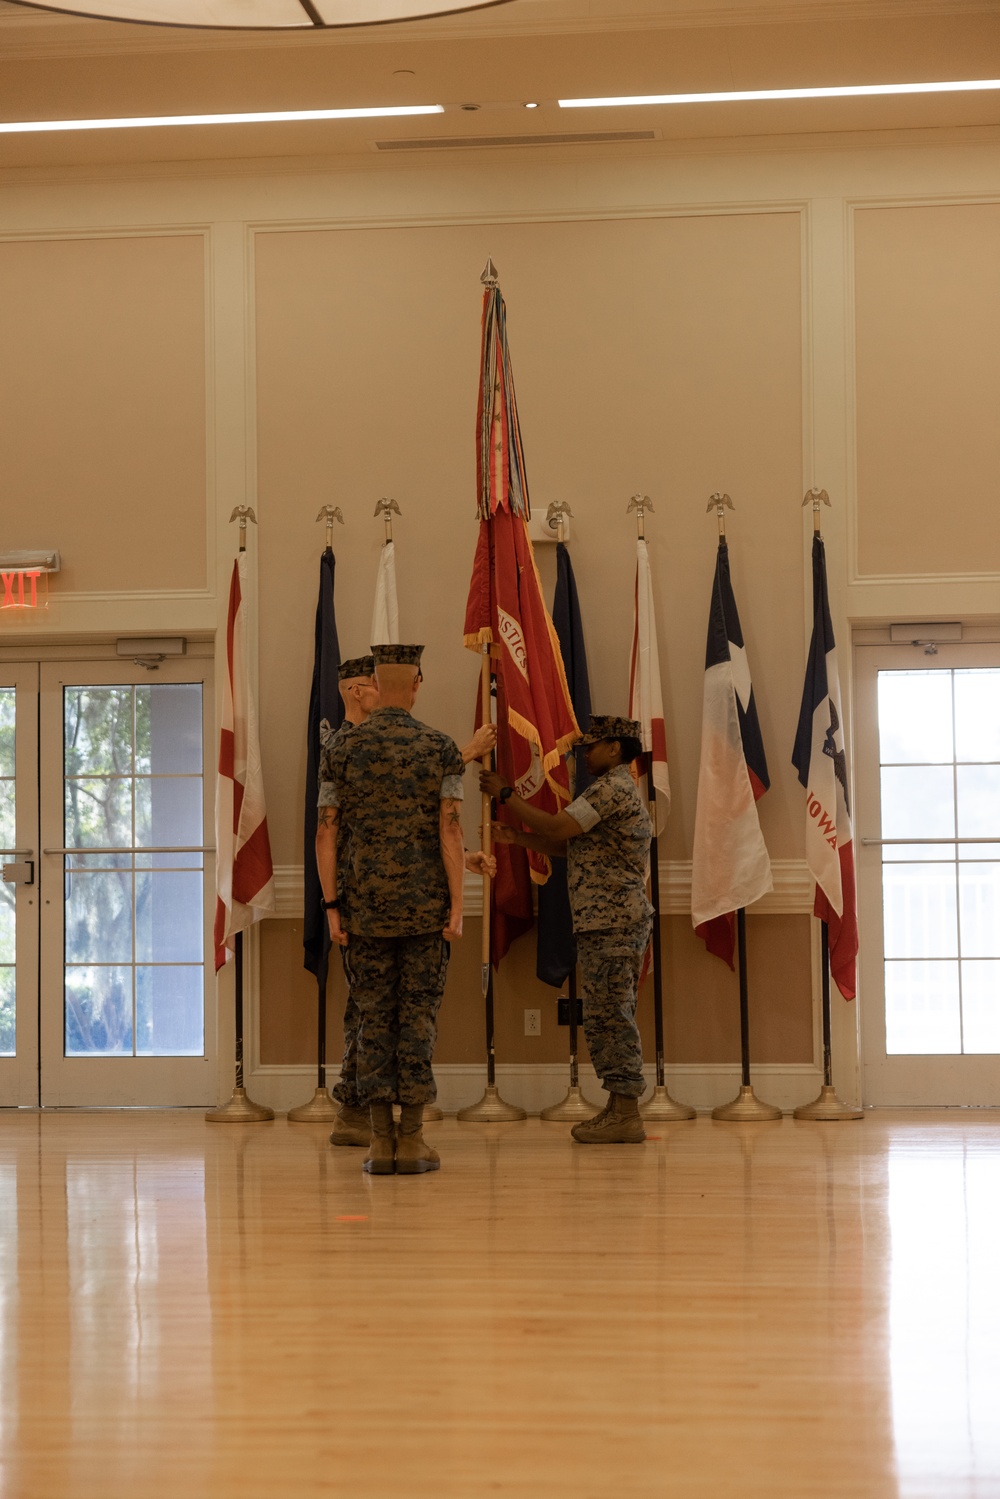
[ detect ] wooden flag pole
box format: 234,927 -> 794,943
457,646 -> 526,1122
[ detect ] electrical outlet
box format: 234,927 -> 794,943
524,1008 -> 542,1037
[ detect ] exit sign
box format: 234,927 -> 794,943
2,570 -> 44,609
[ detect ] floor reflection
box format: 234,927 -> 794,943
889,1136 -> 1000,1490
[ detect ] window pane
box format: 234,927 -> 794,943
136,966 -> 204,1056
0,967 -> 13,1055
65,966 -> 132,1055
135,872 -> 203,964
885,960 -> 961,1054
880,766 -> 955,841
0,878 -> 13,963
956,765 -> 1000,840
883,865 -> 958,959
878,672 -> 954,764
64,778 -> 132,850
962,961 -> 1000,1053
135,685 -> 202,775
135,776 -> 202,852
0,689 -> 13,777
954,670 -> 1000,763
959,843 -> 1000,861
958,864 -> 1000,959
0,782 -> 13,850
64,688 -> 133,776
65,871 -> 132,964
883,845 -> 956,862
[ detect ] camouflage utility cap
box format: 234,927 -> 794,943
338,655 -> 375,681
372,643 -> 423,668
578,714 -> 642,745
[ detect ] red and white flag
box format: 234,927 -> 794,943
214,553 -> 275,971
628,537 -> 670,834
791,535 -> 858,999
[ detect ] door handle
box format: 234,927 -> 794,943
2,861 -> 34,886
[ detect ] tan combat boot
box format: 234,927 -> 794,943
329,1103 -> 371,1148
363,1102 -> 397,1175
395,1104 -> 441,1175
571,1093 -> 646,1145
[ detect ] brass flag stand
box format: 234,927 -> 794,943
793,490 -> 862,1122
208,507 -> 274,1124
458,641 -> 526,1122
703,496 -> 780,1124
628,494 -> 696,1123
289,505 -> 346,1125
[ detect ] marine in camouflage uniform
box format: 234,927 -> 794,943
323,643 -> 466,1175
316,655 -> 377,1141
482,714 -> 653,1144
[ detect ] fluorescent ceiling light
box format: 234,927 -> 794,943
0,104 -> 444,135
559,79 -> 1000,108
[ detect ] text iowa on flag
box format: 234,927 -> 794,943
463,269 -> 579,884
214,552 -> 275,971
691,540 -> 772,967
791,534 -> 858,1000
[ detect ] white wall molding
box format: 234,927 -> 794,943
248,1060 -> 828,1116
271,857 -> 815,919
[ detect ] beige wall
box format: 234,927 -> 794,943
1,132 -> 997,1103
0,233 -> 208,596
855,203 -> 1000,580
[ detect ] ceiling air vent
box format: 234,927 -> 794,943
374,130 -> 658,152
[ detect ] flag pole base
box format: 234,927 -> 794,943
642,1084 -> 697,1122
206,1086 -> 275,1124
540,1084 -> 602,1122
287,1087 -> 340,1124
711,1085 -> 782,1122
793,1084 -> 864,1122
422,1104 -> 445,1122
457,1083 -> 527,1123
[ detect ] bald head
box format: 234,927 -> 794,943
375,662 -> 421,709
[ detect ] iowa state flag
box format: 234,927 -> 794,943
691,540 -> 772,967
791,534 -> 858,1000
214,553 -> 275,971
464,271 -> 579,884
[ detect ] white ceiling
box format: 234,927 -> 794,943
0,0 -> 997,171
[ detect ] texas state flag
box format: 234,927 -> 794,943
791,534 -> 858,1000
691,540 -> 773,967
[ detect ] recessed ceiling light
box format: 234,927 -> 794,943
0,104 -> 444,135
523,102 -> 540,110
559,79 -> 1000,108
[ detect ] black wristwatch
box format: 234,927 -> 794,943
498,786 -> 514,804
322,897 -> 340,910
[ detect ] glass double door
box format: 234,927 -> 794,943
0,659 -> 216,1108
856,644 -> 1000,1105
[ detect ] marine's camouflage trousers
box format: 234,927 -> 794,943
343,932 -> 450,1106
576,919 -> 652,1100
331,945 -> 360,1108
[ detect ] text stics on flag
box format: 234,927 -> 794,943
791,533 -> 858,1000
691,540 -> 772,967
371,539 -> 399,647
629,537 -> 670,834
214,552 -> 275,971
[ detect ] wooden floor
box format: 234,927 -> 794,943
1,1108 -> 999,1499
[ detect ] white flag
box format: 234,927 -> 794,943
371,540 -> 399,645
628,538 -> 670,834
214,552 -> 274,970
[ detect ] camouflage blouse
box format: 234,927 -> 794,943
565,765 -> 654,932
325,706 -> 465,938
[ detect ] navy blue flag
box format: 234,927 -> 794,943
536,541 -> 592,987
303,548 -> 343,978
